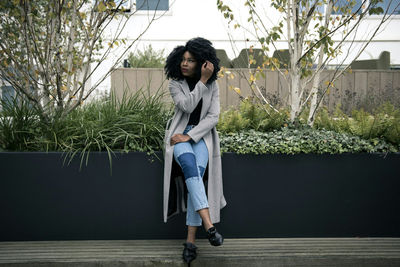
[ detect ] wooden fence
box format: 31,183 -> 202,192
111,68 -> 400,113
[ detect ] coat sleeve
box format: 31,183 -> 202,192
169,79 -> 208,114
186,81 -> 220,143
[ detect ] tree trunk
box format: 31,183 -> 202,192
307,0 -> 333,126
290,72 -> 301,121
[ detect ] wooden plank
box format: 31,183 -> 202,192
146,69 -> 165,98
217,74 -> 228,111
354,71 -> 368,110
239,68 -> 255,101
265,70 -> 280,107
392,71 -> 400,107
110,69 -> 124,101
320,71 -> 332,109
316,71 -> 332,111
278,71 -> 290,107
367,71 -> 380,110
380,71 -> 393,105
136,69 -> 152,97
161,72 -> 171,105
225,69 -> 241,109
251,68 -> 267,104
1,238 -> 399,265
340,72 -> 356,113
329,71 -> 341,112
122,68 -> 137,98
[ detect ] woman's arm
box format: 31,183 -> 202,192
186,81 -> 220,143
169,79 -> 208,114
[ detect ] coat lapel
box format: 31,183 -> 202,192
181,79 -> 212,119
201,83 -> 212,118
181,79 -> 190,95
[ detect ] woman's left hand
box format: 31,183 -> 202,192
170,134 -> 191,146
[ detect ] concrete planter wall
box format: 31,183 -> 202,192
1,152 -> 399,241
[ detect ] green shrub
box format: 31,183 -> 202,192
239,99 -> 289,131
376,103 -> 400,144
314,105 -> 350,134
217,99 -> 288,133
2,89 -> 399,159
219,125 -> 398,155
217,108 -> 250,133
127,45 -> 165,68
314,103 -> 400,145
0,97 -> 41,151
0,87 -> 173,167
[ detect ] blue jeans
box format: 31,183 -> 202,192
173,124 -> 209,226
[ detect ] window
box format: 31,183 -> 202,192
299,0 -> 325,14
136,0 -> 169,11
332,0 -> 400,15
114,0 -> 132,11
375,0 -> 400,15
93,1 -> 132,12
332,0 -> 363,15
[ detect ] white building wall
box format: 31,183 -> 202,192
90,0 -> 400,99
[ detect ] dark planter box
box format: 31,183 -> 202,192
0,152 -> 399,241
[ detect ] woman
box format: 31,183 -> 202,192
163,37 -> 227,264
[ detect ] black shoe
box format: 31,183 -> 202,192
206,226 -> 224,246
182,242 -> 197,263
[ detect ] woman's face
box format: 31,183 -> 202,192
180,51 -> 197,78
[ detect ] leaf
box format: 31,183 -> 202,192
249,74 -> 256,83
98,2 -> 106,12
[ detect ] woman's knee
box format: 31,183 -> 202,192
177,151 -> 198,179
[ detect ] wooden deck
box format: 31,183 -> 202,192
1,238 -> 400,266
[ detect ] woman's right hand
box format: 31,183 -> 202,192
200,60 -> 214,84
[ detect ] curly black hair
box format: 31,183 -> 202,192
164,37 -> 220,84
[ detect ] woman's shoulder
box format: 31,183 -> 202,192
210,79 -> 219,90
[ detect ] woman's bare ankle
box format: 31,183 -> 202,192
186,237 -> 196,244
197,208 -> 214,231
204,223 -> 214,231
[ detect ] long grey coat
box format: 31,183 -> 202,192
163,78 -> 227,223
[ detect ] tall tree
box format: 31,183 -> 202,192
0,0 -> 164,120
217,0 -> 398,125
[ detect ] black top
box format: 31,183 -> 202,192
186,77 -> 202,126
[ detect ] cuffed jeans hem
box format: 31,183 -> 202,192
194,204 -> 209,212
186,204 -> 209,226
186,221 -> 203,227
